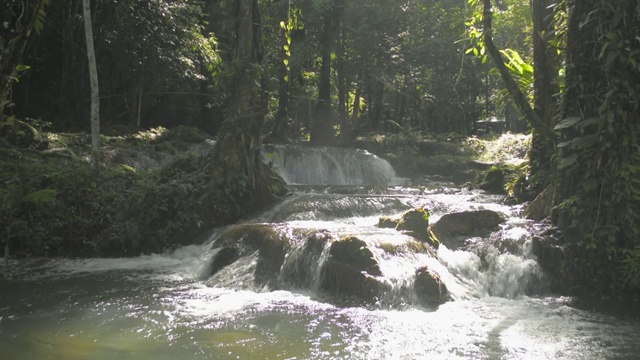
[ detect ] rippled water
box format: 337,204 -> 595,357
2,183 -> 640,359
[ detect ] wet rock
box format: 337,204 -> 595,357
378,216 -> 399,229
525,186 -> 554,220
378,239 -> 437,257
414,266 -> 450,307
329,236 -> 381,276
208,246 -> 241,277
396,208 -> 439,248
320,259 -> 381,304
431,210 -> 505,240
316,235 -> 386,304
212,224 -> 290,287
279,230 -> 332,289
531,234 -> 566,292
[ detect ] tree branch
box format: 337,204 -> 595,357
482,0 -> 556,142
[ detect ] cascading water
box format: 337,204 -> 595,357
262,144 -> 402,185
1,146 -> 639,359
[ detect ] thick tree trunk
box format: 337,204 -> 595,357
529,0 -> 560,184
210,0 -> 285,217
0,0 -> 44,119
552,0 -> 640,295
82,0 -> 100,168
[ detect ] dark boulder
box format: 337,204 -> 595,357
320,259 -> 382,304
211,224 -> 290,287
329,236 -> 381,276
279,230 -> 332,289
414,266 -> 450,307
431,209 -> 505,240
317,235 -> 386,304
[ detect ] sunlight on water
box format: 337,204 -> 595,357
2,179 -> 640,359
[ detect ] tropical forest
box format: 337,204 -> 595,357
1,0 -> 639,358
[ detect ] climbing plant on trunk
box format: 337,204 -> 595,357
553,0 -> 640,295
209,0 -> 285,218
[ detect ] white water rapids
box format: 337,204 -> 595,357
1,146 -> 639,359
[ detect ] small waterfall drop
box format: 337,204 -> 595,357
263,144 -> 401,185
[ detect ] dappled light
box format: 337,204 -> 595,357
1,0 -> 640,358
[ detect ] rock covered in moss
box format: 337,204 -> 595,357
395,208 -> 439,248
378,216 -> 399,229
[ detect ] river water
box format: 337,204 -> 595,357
1,146 -> 639,359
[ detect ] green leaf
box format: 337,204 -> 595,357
22,189 -> 56,203
554,117 -> 581,130
558,154 -> 578,169
582,178 -> 598,192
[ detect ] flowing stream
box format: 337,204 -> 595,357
1,145 -> 639,359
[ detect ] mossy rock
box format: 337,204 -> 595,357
378,216 -> 399,229
414,266 -> 450,307
476,164 -> 523,195
395,208 -> 439,248
329,236 -> 381,276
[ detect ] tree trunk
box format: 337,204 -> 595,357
310,14 -> 334,145
529,0 -> 560,184
553,0 -> 640,295
210,0 -> 285,218
267,5 -> 292,144
0,0 -> 44,119
82,0 -> 100,168
336,23 -> 348,142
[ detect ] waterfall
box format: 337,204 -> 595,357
262,144 -> 401,185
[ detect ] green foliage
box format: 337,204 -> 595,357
623,246 -> 640,289
0,127 -> 232,258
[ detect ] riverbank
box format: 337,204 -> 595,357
0,126 -> 249,258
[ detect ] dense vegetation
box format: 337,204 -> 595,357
1,0 -> 639,298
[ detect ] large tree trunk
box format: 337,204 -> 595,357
529,0 -> 560,188
82,0 -> 100,168
553,0 -> 640,295
210,0 -> 285,218
0,0 -> 45,119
